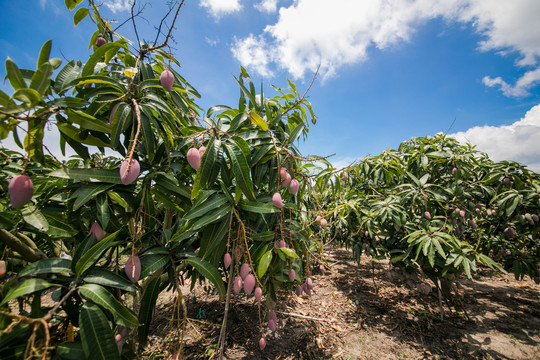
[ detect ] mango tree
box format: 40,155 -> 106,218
0,2 -> 328,358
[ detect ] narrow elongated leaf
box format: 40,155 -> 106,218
67,108 -> 110,133
52,97 -> 88,109
234,75 -> 257,109
140,254 -> 169,278
151,188 -> 184,212
257,250 -> 272,278
139,108 -> 155,160
21,205 -> 49,231
279,247 -> 299,259
184,194 -> 229,221
200,137 -> 220,187
82,42 -> 124,77
30,63 -> 53,96
239,200 -> 280,214
57,123 -> 109,147
37,40 -> 52,69
5,57 -> 26,90
73,7 -> 89,25
1,279 -> 55,306
12,88 -> 41,106
506,195 -> 521,217
75,231 -> 120,276
49,168 -> 122,184
79,284 -> 139,327
191,204 -> 231,231
18,258 -> 72,278
110,103 -> 132,148
0,89 -> 14,106
288,122 -> 305,144
248,111 -> 268,131
79,303 -> 120,360
54,60 -> 80,94
184,256 -> 226,299
84,268 -> 137,292
56,342 -> 86,360
223,143 -> 255,201
71,183 -> 113,211
137,277 -> 161,346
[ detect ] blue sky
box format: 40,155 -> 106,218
1,0 -> 540,171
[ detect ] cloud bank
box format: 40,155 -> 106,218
450,103 -> 540,172
230,0 -> 540,95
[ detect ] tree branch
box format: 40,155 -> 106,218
0,229 -> 46,262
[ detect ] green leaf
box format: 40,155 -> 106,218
279,247 -> 299,259
21,205 -> 49,231
190,204 -> 231,231
67,108 -> 110,133
199,137 -> 220,188
71,183 -> 113,211
107,191 -> 129,209
65,0 -> 84,10
0,89 -> 14,106
234,75 -> 258,109
54,60 -> 81,94
184,194 -> 229,221
223,142 -> 255,201
30,62 -> 53,96
12,88 -> 41,106
137,277 -> 161,346
52,96 -> 89,108
57,122 -> 110,147
257,250 -> 272,278
37,40 -> 52,69
73,7 -> 89,26
56,342 -> 86,360
82,42 -> 124,77
76,231 -> 120,276
110,103 -> 132,148
506,195 -> 521,217
49,168 -> 122,184
140,254 -> 169,278
1,279 -> 55,306
139,108 -> 155,161
289,122 -> 305,144
79,284 -> 139,327
239,200 -> 280,214
248,111 -> 268,131
18,258 -> 72,278
184,256 -> 226,299
5,57 -> 26,90
84,268 -> 138,292
79,303 -> 120,360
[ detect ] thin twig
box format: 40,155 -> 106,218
217,243 -> 236,360
275,311 -> 333,323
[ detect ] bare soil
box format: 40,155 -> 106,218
141,247 -> 540,360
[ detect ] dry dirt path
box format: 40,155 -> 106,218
142,248 -> 540,360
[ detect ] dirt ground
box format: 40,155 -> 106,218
141,247 -> 540,360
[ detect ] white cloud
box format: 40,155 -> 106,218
205,37 -> 219,46
233,0 -> 465,79
483,68 -> 540,97
232,34 -> 274,77
232,0 -> 540,94
449,103 -> 540,172
103,0 -> 133,13
458,0 -> 540,67
200,0 -> 242,19
255,0 -> 280,14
